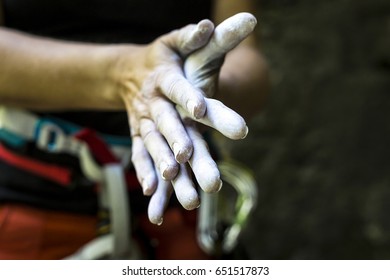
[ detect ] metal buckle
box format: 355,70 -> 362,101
36,121 -> 67,153
35,119 -> 83,155
197,160 -> 258,256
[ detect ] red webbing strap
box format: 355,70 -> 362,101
0,143 -> 72,186
74,129 -> 117,165
74,129 -> 139,191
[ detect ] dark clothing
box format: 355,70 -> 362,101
3,0 -> 212,44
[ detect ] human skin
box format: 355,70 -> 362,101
146,13 -> 261,224
0,21 -> 220,216
145,1 -> 270,224
0,0 -> 268,224
0,22 -> 214,171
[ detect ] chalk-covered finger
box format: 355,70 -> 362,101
140,118 -> 178,180
185,12 -> 257,75
150,98 -> 193,163
171,164 -> 200,210
186,122 -> 222,193
161,19 -> 214,57
131,136 -> 158,196
175,20 -> 215,57
148,175 -> 173,225
178,98 -> 248,140
157,66 -> 206,119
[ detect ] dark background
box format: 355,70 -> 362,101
227,0 -> 390,259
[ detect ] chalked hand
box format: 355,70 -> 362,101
147,13 -> 257,224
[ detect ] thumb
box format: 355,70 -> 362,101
160,19 -> 215,58
185,12 -> 257,86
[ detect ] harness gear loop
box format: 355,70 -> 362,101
70,129 -> 137,259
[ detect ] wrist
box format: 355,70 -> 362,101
100,44 -> 146,110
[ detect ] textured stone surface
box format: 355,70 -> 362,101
227,0 -> 390,259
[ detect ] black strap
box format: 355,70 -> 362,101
0,0 -> 4,26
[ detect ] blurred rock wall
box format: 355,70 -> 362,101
231,0 -> 390,259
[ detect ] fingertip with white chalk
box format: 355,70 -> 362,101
172,142 -> 193,163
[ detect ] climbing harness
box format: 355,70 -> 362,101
0,106 -> 258,259
0,106 -> 136,259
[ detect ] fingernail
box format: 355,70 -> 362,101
173,143 -> 192,163
173,143 -> 181,162
216,179 -> 223,192
142,177 -> 154,196
186,100 -> 205,119
159,162 -> 169,180
142,183 -> 150,196
197,20 -> 213,34
191,198 -> 201,210
186,100 -> 197,118
157,218 -> 163,226
241,126 -> 249,139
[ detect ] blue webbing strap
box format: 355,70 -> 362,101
0,115 -> 131,150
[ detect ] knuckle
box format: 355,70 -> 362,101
131,144 -> 147,164
131,149 -> 144,164
153,109 -> 178,136
166,78 -> 186,101
142,128 -> 160,144
139,119 -> 160,144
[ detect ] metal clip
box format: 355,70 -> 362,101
35,120 -> 82,156
197,160 -> 258,256
35,121 -> 67,153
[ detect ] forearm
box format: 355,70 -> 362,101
0,27 -> 129,110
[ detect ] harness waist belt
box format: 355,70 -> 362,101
0,106 -> 132,161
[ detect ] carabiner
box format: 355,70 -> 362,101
197,159 -> 258,256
